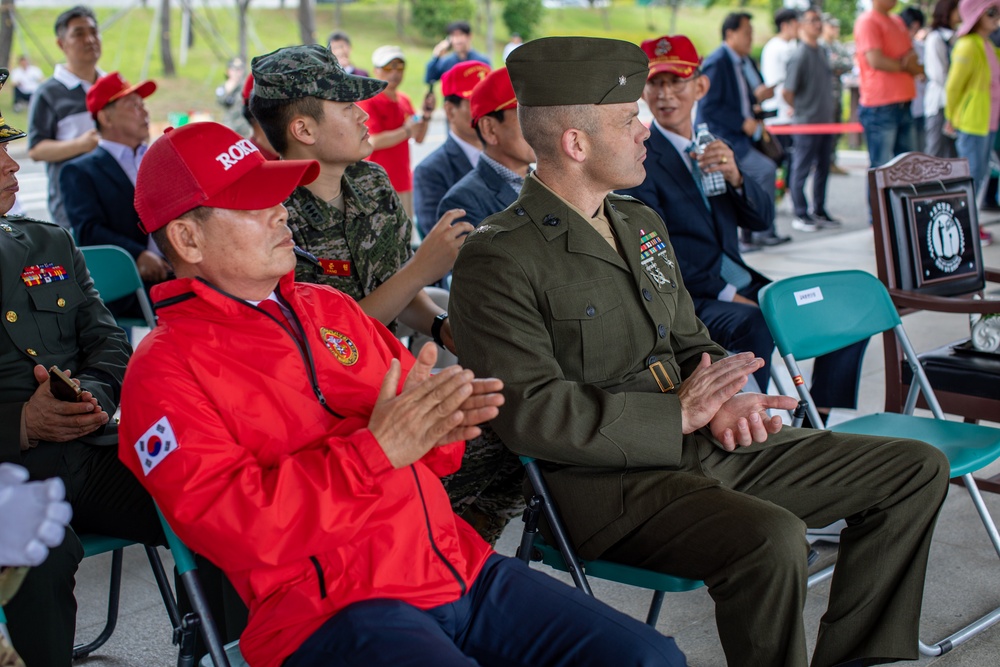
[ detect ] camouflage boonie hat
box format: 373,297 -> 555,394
0,70 -> 26,144
251,44 -> 387,102
506,37 -> 648,107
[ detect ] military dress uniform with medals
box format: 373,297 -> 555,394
0,70 -> 162,666
449,39 -> 951,667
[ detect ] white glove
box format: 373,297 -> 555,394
0,464 -> 73,567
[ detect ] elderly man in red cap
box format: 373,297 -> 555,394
621,35 -> 869,424
413,60 -> 490,236
119,120 -> 685,667
60,71 -> 170,317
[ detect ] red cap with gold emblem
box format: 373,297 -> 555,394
640,35 -> 701,80
470,67 -> 517,127
441,61 -> 491,99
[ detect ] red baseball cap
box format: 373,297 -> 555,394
241,73 -> 255,106
470,67 -> 517,127
134,122 -> 319,233
86,72 -> 157,115
640,36 -> 701,80
441,61 -> 491,99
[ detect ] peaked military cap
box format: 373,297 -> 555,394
506,37 -> 648,106
251,44 -> 386,103
0,70 -> 26,143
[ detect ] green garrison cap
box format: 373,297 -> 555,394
506,37 -> 648,106
251,44 -> 387,103
0,70 -> 26,143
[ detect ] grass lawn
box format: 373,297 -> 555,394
3,1 -> 779,131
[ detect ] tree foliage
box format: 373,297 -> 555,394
501,0 -> 543,41
410,0 -> 476,41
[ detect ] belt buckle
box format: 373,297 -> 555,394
649,361 -> 674,393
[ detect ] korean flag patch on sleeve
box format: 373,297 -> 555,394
135,416 -> 178,476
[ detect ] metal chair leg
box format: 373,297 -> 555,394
72,548 -> 123,660
645,590 -> 665,627
146,546 -> 183,631
179,570 -> 230,667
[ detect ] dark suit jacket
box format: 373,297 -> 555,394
0,216 -> 130,462
698,46 -> 756,158
437,157 -> 518,227
413,136 -> 475,236
620,127 -> 771,301
59,147 -> 146,258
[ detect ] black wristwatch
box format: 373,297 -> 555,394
431,312 -> 449,347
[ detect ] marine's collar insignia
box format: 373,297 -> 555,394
320,327 -> 359,366
0,222 -> 11,233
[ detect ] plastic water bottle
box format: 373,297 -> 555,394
693,123 -> 727,197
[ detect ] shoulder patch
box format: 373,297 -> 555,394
134,416 -> 179,476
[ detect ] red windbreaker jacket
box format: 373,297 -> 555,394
118,274 -> 492,667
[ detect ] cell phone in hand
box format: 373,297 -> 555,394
48,366 -> 82,402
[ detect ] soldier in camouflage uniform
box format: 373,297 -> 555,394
250,45 -> 471,343
248,46 -> 522,543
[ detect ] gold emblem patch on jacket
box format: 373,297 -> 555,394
320,327 -> 359,366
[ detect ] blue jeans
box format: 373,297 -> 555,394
955,130 -> 996,204
859,102 -> 915,168
284,554 -> 686,667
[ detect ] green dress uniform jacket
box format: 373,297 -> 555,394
0,215 -> 129,462
450,177 -> 804,557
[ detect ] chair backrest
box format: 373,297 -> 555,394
758,270 -> 901,361
868,152 -> 984,298
80,245 -> 156,329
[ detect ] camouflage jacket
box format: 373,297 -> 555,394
284,161 -> 413,302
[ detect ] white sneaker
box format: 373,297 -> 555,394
792,216 -> 820,232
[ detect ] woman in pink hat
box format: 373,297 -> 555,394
945,0 -> 1000,244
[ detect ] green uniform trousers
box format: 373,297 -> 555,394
600,428 -> 950,667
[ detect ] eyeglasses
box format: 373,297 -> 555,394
647,72 -> 700,94
380,62 -> 405,71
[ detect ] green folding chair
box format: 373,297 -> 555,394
759,269 -> 1000,656
0,534 -> 179,662
80,245 -> 157,332
517,457 -> 703,626
156,508 -> 247,667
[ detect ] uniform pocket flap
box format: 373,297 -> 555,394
27,281 -> 86,313
546,278 -> 623,321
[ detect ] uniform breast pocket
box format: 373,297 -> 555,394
26,281 -> 87,353
546,278 -> 634,383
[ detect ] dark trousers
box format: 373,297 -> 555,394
602,431 -> 950,667
6,442 -> 164,666
790,133 -> 834,218
284,554 -> 686,667
694,293 -> 869,409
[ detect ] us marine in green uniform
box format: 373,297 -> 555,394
449,37 -> 951,667
249,44 -> 471,347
